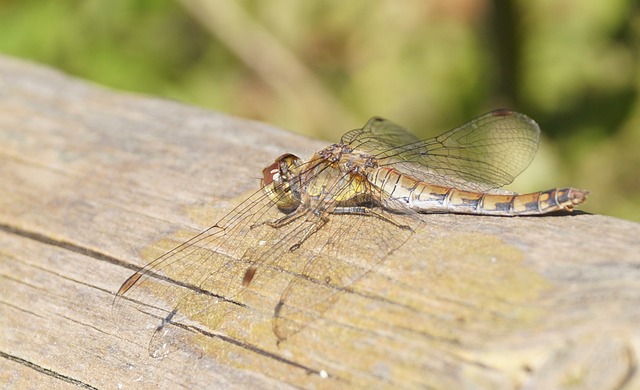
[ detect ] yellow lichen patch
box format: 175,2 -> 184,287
345,231 -> 553,347
288,231 -> 554,386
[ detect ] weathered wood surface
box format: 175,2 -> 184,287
1,55 -> 639,389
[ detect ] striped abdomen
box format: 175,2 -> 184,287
373,168 -> 589,216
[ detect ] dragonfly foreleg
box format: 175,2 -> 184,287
288,214 -> 329,252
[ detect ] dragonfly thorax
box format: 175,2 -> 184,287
319,143 -> 379,176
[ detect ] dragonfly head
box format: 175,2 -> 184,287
261,153 -> 304,213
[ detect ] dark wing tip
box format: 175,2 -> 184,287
367,116 -> 387,125
116,272 -> 142,296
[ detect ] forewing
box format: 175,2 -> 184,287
111,186 -> 278,355
342,110 -> 540,192
112,159 -> 337,354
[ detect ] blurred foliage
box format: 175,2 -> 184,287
1,0 -> 639,221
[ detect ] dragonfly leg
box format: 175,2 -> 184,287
288,215 -> 329,251
250,206 -> 329,252
332,206 -> 412,231
250,206 -> 309,230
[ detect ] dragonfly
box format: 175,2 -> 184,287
114,109 -> 588,353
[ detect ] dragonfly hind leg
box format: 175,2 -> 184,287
250,206 -> 330,252
250,206 -> 310,230
288,206 -> 413,252
331,206 -> 413,231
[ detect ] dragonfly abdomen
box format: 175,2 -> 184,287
374,169 -> 588,216
409,185 -> 588,216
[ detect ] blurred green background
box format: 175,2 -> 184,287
1,0 -> 639,221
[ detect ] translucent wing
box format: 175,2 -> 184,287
111,182 -> 307,355
342,110 -> 540,192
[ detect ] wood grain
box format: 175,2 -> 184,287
1,55 -> 639,389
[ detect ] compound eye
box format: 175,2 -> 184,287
261,161 -> 280,186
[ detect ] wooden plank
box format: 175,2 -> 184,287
1,54 -> 639,389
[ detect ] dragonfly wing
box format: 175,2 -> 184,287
111,185 -> 281,355
342,116 -> 423,151
112,163 -> 335,353
343,110 -> 540,192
